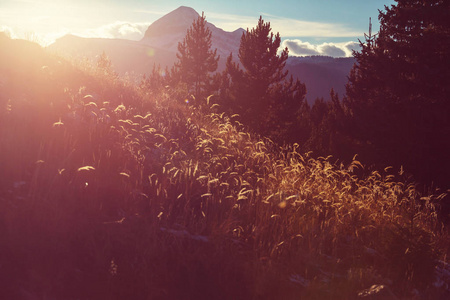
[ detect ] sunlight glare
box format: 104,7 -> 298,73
146,48 -> 155,57
3,1 -> 114,46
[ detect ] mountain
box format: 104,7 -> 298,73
49,34 -> 175,76
49,6 -> 243,75
141,6 -> 244,59
49,6 -> 354,101
286,56 -> 356,103
141,6 -> 201,45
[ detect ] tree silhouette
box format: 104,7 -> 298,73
173,12 -> 219,101
223,16 -> 306,138
140,64 -> 169,96
345,0 -> 450,188
96,51 -> 116,78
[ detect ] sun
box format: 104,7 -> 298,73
1,0 -> 109,46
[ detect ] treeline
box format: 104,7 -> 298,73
141,0 -> 450,193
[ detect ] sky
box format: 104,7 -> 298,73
0,0 -> 396,57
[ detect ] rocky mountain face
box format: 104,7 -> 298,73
48,6 -> 354,102
141,6 -> 244,59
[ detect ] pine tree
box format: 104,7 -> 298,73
304,90 -> 352,159
140,64 -> 169,96
173,12 -> 219,100
96,51 -> 117,78
237,16 -> 289,103
345,0 -> 450,187
223,16 -> 306,137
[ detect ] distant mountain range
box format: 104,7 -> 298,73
285,56 -> 355,102
49,6 -> 355,103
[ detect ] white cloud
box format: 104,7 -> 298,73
0,25 -> 55,46
81,21 -> 152,40
343,41 -> 361,55
283,40 -> 320,56
318,44 -> 346,57
282,39 -> 361,57
2,21 -> 154,46
0,25 -> 17,39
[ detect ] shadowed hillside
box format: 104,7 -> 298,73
285,56 -> 356,103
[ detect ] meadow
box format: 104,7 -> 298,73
1,34 -> 449,299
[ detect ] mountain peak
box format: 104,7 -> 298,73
166,6 -> 200,23
172,6 -> 199,15
140,6 -> 243,60
142,6 -> 200,41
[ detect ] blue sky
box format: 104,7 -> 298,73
0,0 -> 396,56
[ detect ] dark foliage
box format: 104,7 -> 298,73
172,12 -> 219,100
219,17 -> 307,141
344,0 -> 450,189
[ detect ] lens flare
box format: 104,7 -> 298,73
146,48 -> 155,57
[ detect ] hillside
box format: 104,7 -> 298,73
48,34 -> 174,76
286,56 -> 356,102
1,33 -> 449,299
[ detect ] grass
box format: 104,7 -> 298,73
1,34 -> 449,299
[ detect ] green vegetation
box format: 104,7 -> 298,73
171,12 -> 219,100
343,0 -> 450,191
219,16 -> 307,140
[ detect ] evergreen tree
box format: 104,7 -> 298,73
173,12 -> 219,100
140,64 -> 169,96
269,75 -> 309,143
96,51 -> 117,78
304,91 -> 352,159
345,0 -> 450,187
223,16 -> 306,138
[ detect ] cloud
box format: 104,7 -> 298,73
318,44 -> 346,57
283,40 -> 320,56
0,25 -> 53,46
0,25 -> 18,39
343,41 -> 361,54
82,21 -> 152,40
282,39 -> 362,57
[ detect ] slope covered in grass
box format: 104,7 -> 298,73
1,35 -> 449,299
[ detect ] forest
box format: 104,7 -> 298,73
0,0 -> 449,299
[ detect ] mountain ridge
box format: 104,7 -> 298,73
142,6 -> 199,39
141,6 -> 244,58
49,6 -> 354,101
